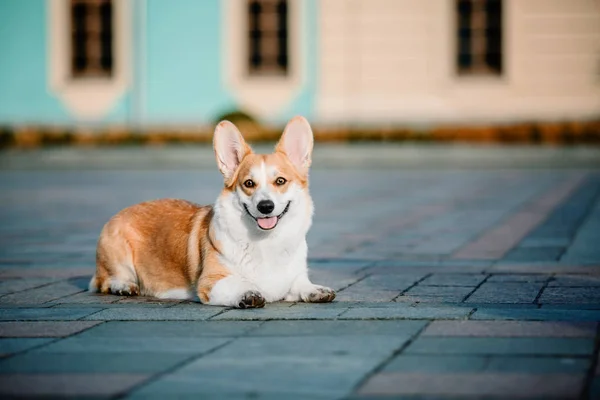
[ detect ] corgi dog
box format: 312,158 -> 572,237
90,116 -> 335,308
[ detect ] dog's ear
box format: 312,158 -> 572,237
276,116 -> 314,176
213,121 -> 252,183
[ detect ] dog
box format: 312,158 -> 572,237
89,116 -> 335,308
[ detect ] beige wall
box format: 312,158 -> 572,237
315,0 -> 600,125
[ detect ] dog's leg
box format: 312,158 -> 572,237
197,248 -> 265,308
285,273 -> 336,303
199,274 -> 265,308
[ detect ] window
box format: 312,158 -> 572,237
247,0 -> 288,76
70,0 -> 113,78
456,0 -> 502,76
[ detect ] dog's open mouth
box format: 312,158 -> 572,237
244,202 -> 291,231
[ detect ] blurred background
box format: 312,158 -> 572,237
0,0 -> 599,145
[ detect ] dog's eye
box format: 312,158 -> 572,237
275,177 -> 287,186
243,179 -> 255,188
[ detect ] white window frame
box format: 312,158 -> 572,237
48,0 -> 131,120
222,0 -> 305,120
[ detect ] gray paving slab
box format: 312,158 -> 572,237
418,273 -> 487,287
465,282 -> 545,304
0,307 -> 101,321
405,337 -> 594,356
339,305 -> 472,320
400,285 -> 473,302
0,279 -> 89,304
422,320 -> 597,337
73,320 -> 263,338
35,336 -> 230,354
248,320 -> 427,336
130,335 -> 408,397
0,373 -> 150,397
0,278 -> 56,296
0,321 -> 102,337
357,372 -> 584,398
0,351 -> 194,373
486,356 -> 591,373
539,286 -> 600,304
0,338 -> 54,356
472,307 -> 600,321
83,306 -> 223,320
212,307 -> 346,320
549,275 -> 600,286
383,355 -> 487,373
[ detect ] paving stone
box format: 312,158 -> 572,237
127,391 -> 335,400
0,307 -> 101,321
36,336 -> 230,354
486,356 -> 590,373
334,287 -> 400,302
487,274 -> 548,283
422,320 -> 597,337
405,337 -> 594,356
419,274 -> 487,287
0,279 -> 88,304
249,320 -> 427,336
74,321 -> 262,339
212,307 -> 346,320
520,237 -> 571,248
0,267 -> 92,279
49,291 -> 123,304
0,351 -> 194,373
131,335 -> 407,397
539,286 -> 600,304
83,306 -> 223,321
339,305 -> 472,320
0,278 -> 56,296
348,274 -> 425,292
465,282 -> 544,303
472,307 -> 600,321
503,246 -> 564,262
308,269 -> 366,292
0,321 -> 102,337
383,355 -> 487,373
549,275 -> 600,287
0,338 -> 54,356
0,373 -> 149,397
400,285 -> 473,302
357,372 -> 584,397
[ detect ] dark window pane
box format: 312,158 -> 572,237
458,53 -> 472,70
485,0 -> 502,72
99,1 -> 113,74
247,0 -> 288,75
276,0 -> 288,70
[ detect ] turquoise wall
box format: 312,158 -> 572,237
0,0 -> 317,126
143,0 -> 235,124
0,0 -> 70,124
0,0 -> 130,124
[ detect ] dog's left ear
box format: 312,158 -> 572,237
276,116 -> 314,176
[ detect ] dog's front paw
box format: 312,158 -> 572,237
237,291 -> 266,309
301,285 -> 336,303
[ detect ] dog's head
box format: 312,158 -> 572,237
213,116 -> 314,233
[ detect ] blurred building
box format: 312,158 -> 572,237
0,0 -> 598,128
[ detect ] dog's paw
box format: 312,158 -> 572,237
237,291 -> 266,309
108,282 -> 140,296
301,285 -> 336,303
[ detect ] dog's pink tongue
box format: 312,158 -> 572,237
257,216 -> 277,230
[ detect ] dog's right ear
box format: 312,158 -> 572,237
213,121 -> 252,183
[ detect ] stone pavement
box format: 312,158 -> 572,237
0,145 -> 600,399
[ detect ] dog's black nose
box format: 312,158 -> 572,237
257,200 -> 275,215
